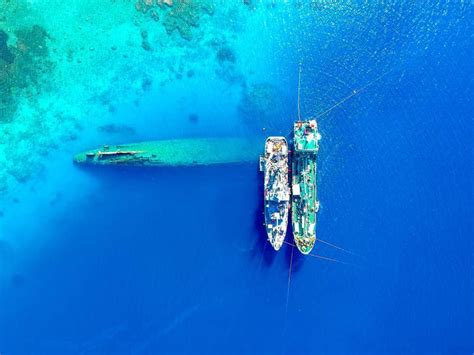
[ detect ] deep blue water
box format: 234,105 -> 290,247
0,2 -> 473,354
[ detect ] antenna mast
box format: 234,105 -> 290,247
297,62 -> 302,121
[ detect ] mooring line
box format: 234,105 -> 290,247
297,62 -> 302,121
305,252 -> 351,265
285,246 -> 294,315
258,240 -> 268,271
317,238 -> 363,258
283,241 -> 354,266
281,244 -> 294,351
309,69 -> 393,120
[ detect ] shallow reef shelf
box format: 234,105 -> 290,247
74,137 -> 262,167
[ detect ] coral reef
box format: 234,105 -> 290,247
1,2 -> 246,199
0,30 -> 16,122
207,38 -> 243,85
215,45 -> 236,64
162,0 -> 214,41
0,25 -> 53,123
141,30 -> 151,51
135,0 -> 214,41
0,105 -> 80,193
237,83 -> 286,131
0,30 -> 14,64
141,76 -> 153,91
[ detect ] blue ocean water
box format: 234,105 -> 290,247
0,1 -> 472,354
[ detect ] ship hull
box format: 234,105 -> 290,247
291,120 -> 320,254
261,137 -> 290,250
74,138 -> 261,167
291,155 -> 317,254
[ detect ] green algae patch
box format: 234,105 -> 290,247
0,25 -> 53,123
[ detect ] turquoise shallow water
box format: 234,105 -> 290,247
0,1 -> 473,353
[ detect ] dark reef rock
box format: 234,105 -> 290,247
0,30 -> 14,64
141,77 -> 153,91
92,91 -> 119,113
142,40 -> 151,51
97,124 -> 136,135
188,113 -> 199,123
151,10 -> 159,21
210,39 -> 243,85
216,46 -> 235,64
238,83 -> 287,131
215,63 -> 245,86
16,25 -> 50,58
136,0 -> 215,41
141,29 -> 151,51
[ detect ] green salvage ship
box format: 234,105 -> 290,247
291,119 -> 321,254
74,137 -> 261,167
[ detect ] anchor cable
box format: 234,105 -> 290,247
310,69 -> 393,120
317,238 -> 363,259
282,241 -> 355,266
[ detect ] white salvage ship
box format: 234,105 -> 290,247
259,137 -> 290,250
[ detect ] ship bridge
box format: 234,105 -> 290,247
294,120 -> 320,153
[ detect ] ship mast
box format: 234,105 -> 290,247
297,62 -> 302,121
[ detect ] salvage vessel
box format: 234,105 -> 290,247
74,137 -> 261,167
259,137 -> 290,250
291,120 -> 321,254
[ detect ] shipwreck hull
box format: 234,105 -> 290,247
74,137 -> 261,167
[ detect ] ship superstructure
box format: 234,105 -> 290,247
291,120 -> 321,254
259,137 -> 290,250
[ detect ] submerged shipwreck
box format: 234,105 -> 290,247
75,123 -> 321,255
74,137 -> 261,167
